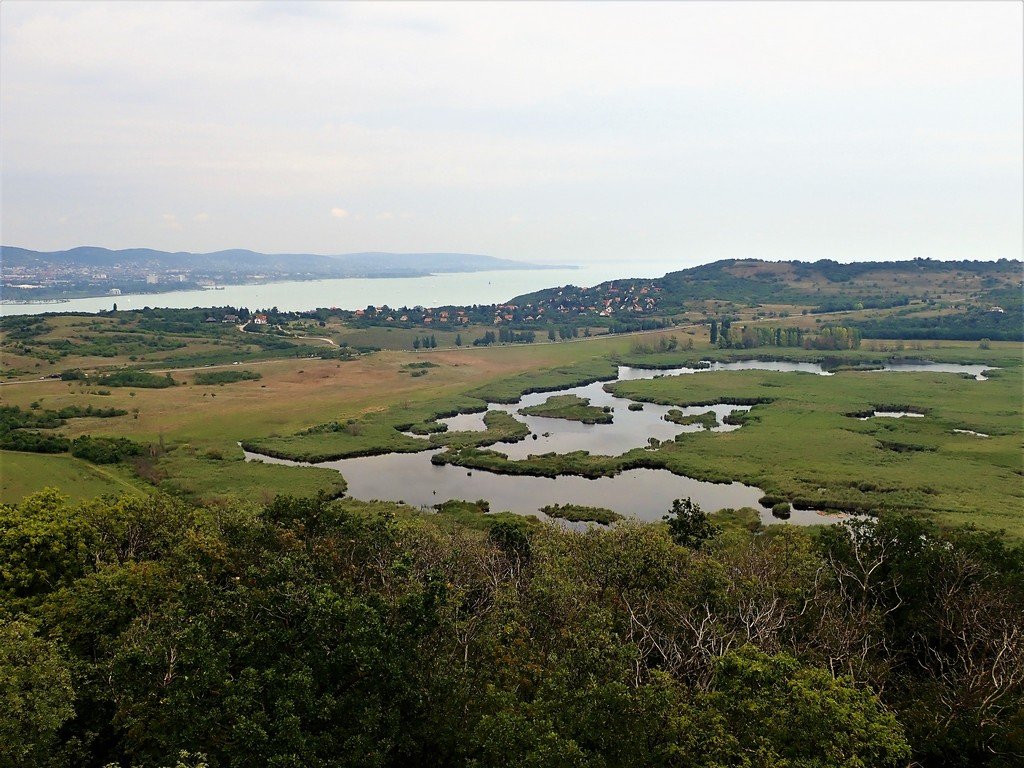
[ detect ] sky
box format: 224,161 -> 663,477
1,1 -> 1021,267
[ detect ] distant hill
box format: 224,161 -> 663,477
513,258 -> 1021,309
508,258 -> 1022,340
1,246 -> 569,277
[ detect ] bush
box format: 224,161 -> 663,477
97,370 -> 176,388
194,369 -> 262,385
70,435 -> 144,464
0,430 -> 70,453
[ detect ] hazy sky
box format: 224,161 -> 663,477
1,1 -> 1021,266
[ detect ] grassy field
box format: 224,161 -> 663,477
0,450 -> 148,501
156,449 -> 346,504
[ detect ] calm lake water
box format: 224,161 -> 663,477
2,262 -> 670,316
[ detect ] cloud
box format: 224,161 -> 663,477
0,2 -> 1019,260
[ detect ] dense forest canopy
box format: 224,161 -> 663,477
2,490 -> 1022,767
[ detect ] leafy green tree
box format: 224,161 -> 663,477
704,646 -> 910,767
0,490 -> 89,604
0,620 -> 75,768
663,497 -> 719,550
487,519 -> 532,561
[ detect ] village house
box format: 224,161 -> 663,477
253,314 -> 269,325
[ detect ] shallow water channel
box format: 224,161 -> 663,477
245,359 -> 993,528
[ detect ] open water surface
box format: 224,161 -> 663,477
2,262 -> 669,316
245,359 -> 994,527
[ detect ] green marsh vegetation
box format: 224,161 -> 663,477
427,410 -> 530,449
238,344 -> 1021,535
664,409 -> 719,429
614,340 -> 1019,371
2,489 -> 1021,767
519,393 -> 613,424
241,397 -> 531,462
467,358 -> 619,403
608,365 -> 1023,534
540,502 -> 623,524
3,304 -> 1020,538
431,497 -> 534,531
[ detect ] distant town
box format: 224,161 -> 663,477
0,246 -> 570,302
2,260 -> 293,302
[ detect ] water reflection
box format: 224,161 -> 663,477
857,411 -> 925,420
244,448 -> 838,528
436,378 -> 749,460
244,360 -> 991,529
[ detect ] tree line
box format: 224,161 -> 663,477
711,319 -> 861,350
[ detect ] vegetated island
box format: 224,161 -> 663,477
540,503 -> 623,524
664,409 -> 719,429
518,394 -> 613,424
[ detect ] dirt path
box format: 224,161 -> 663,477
84,461 -> 146,495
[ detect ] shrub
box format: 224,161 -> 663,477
70,435 -> 144,464
97,370 -> 176,388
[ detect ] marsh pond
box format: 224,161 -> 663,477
245,359 -> 995,527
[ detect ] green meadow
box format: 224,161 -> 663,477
606,366 -> 1023,535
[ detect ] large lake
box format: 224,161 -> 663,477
2,262 -> 669,316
